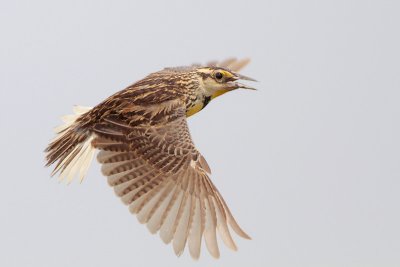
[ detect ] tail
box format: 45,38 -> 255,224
45,106 -> 96,183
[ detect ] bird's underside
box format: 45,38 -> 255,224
45,58 -> 253,259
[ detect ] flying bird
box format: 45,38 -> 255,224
45,58 -> 256,259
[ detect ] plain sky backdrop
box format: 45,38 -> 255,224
1,0 -> 399,266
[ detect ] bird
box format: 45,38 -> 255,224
45,58 -> 256,259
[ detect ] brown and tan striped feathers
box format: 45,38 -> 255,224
45,58 -> 254,259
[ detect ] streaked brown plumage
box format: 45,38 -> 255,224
45,58 -> 256,259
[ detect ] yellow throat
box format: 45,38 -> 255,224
186,89 -> 230,117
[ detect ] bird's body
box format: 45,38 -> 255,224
45,58 -> 255,259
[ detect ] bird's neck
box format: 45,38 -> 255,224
185,88 -> 231,117
185,94 -> 209,117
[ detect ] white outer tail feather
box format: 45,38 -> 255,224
54,105 -> 95,184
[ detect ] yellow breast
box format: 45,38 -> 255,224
186,101 -> 204,117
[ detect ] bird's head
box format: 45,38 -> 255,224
196,67 -> 257,100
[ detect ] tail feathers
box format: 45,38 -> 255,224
45,106 -> 96,183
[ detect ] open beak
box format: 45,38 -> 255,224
228,73 -> 257,90
234,73 -> 257,82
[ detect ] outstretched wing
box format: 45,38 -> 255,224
92,99 -> 250,259
206,58 -> 251,72
191,58 -> 251,72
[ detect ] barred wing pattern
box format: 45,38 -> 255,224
92,100 -> 250,259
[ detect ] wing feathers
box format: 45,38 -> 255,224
46,60 -> 252,259
188,197 -> 202,259
98,149 -> 249,258
213,186 -> 251,240
228,58 -> 251,72
203,195 -> 220,258
147,183 -> 176,233
137,182 -> 170,224
212,196 -> 237,251
172,192 -> 191,256
212,58 -> 251,72
159,189 -> 184,244
90,101 -> 250,258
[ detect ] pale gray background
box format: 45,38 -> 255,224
1,0 -> 399,266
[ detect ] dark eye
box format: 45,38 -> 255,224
215,71 -> 223,80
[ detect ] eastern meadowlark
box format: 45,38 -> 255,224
45,58 -> 256,259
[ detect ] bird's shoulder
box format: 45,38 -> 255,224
82,77 -> 189,128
